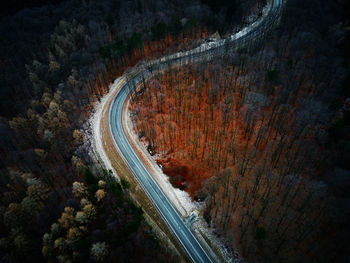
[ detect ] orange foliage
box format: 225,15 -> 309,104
85,27 -> 209,109
130,60 -> 331,262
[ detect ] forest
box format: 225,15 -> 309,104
0,0 -> 349,262
130,0 -> 350,262
0,0 -> 267,261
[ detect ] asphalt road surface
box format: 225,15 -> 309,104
108,0 -> 283,262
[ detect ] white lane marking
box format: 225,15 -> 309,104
106,1 -> 283,262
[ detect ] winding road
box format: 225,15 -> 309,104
97,0 -> 284,262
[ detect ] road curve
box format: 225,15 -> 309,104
105,0 -> 283,262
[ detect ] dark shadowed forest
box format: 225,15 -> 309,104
1,0 -> 349,262
0,0 -> 266,262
